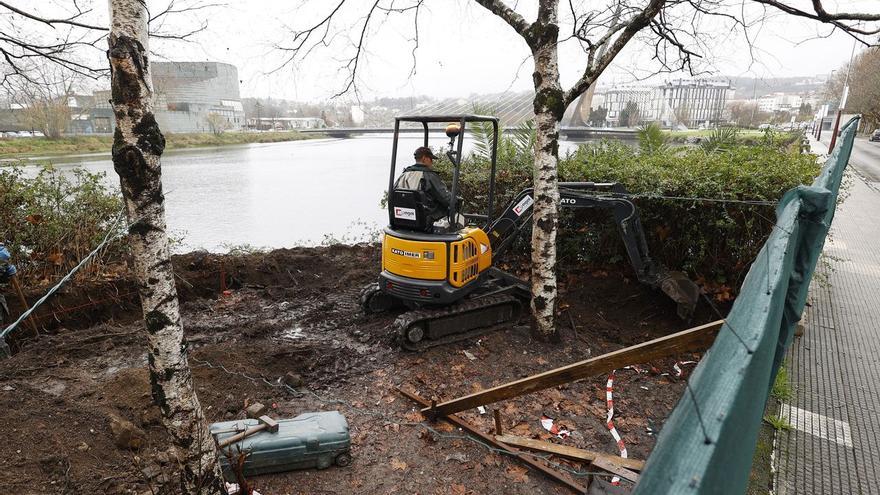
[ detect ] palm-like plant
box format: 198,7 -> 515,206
470,103 -> 535,162
637,122 -> 668,154
701,126 -> 741,153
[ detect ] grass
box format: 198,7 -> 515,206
0,130 -> 320,157
763,414 -> 792,431
771,362 -> 794,402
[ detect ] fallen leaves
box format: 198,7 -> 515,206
505,464 -> 529,483
403,410 -> 424,423
449,484 -> 468,495
390,458 -> 408,471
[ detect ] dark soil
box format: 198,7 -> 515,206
0,245 -> 721,494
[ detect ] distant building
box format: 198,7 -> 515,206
603,87 -> 653,126
67,94 -> 115,135
151,61 -> 245,133
652,80 -> 734,127
48,61 -> 245,135
602,80 -> 733,127
757,92 -> 804,113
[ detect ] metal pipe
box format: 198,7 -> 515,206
388,119 -> 401,226
487,119 -> 498,223
449,117 -> 466,224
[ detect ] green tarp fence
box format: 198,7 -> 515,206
634,116 -> 860,494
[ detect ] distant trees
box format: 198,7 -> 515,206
205,112 -> 231,135
619,101 -> 641,128
798,102 -> 813,121
7,63 -> 81,138
727,101 -> 769,128
771,110 -> 792,125
828,47 -> 880,131
588,106 -> 608,126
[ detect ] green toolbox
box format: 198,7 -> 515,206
211,411 -> 351,477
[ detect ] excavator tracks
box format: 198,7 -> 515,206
392,293 -> 522,352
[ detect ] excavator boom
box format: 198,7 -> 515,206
487,182 -> 700,319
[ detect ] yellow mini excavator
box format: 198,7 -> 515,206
361,115 -> 700,351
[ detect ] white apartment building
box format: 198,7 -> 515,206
603,80 -> 734,127
757,93 -> 804,113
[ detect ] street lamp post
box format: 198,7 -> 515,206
828,41 -> 857,153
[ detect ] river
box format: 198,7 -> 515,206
19,135 -> 590,252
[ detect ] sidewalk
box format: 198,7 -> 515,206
774,138 -> 880,494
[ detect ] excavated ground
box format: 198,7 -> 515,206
0,245 -> 722,494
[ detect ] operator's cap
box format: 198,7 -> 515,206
414,146 -> 438,160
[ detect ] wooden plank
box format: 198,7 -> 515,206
423,320 -> 723,418
495,435 -> 645,471
398,387 -> 588,494
590,457 -> 640,483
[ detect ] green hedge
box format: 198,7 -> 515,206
0,164 -> 125,284
443,138 -> 819,289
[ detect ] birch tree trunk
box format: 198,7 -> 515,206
528,0 -> 564,338
107,1 -> 224,492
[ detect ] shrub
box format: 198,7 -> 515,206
0,163 -> 126,284
446,138 -> 819,289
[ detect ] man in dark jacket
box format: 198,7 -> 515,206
394,146 -> 456,224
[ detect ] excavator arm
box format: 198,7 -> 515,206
485,182 -> 700,319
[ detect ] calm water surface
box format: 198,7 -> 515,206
24,135 -> 588,252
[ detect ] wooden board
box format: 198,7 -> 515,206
495,435 -> 645,471
423,320 -> 723,417
591,457 -> 640,483
398,388 -> 588,494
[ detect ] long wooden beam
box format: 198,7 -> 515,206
495,435 -> 645,471
591,457 -> 640,483
423,320 -> 724,418
398,388 -> 588,494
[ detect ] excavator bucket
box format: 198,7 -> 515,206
655,269 -> 701,320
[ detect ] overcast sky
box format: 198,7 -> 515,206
28,0 -> 880,101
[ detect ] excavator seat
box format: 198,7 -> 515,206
388,188 -> 431,232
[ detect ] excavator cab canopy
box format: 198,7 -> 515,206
388,115 -> 499,231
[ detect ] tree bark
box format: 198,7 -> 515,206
107,1 -> 224,492
528,0 -> 564,339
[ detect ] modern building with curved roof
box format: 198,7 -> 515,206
151,61 -> 245,133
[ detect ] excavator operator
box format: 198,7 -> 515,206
394,146 -> 457,226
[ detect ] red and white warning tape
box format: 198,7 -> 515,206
600,361 -> 699,483
605,370 -> 628,485
673,360 -> 697,377
540,415 -> 571,439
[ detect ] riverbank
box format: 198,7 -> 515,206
0,130 -> 320,158
0,244 -> 721,493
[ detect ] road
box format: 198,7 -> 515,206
848,137 -> 880,181
820,134 -> 880,181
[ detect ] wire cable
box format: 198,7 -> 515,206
1,211 -> 126,340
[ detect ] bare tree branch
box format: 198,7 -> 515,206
0,1 -> 104,30
751,0 -> 880,38
0,1 -> 218,87
473,0 -> 531,40
564,0 -> 665,107
274,0 -> 427,97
